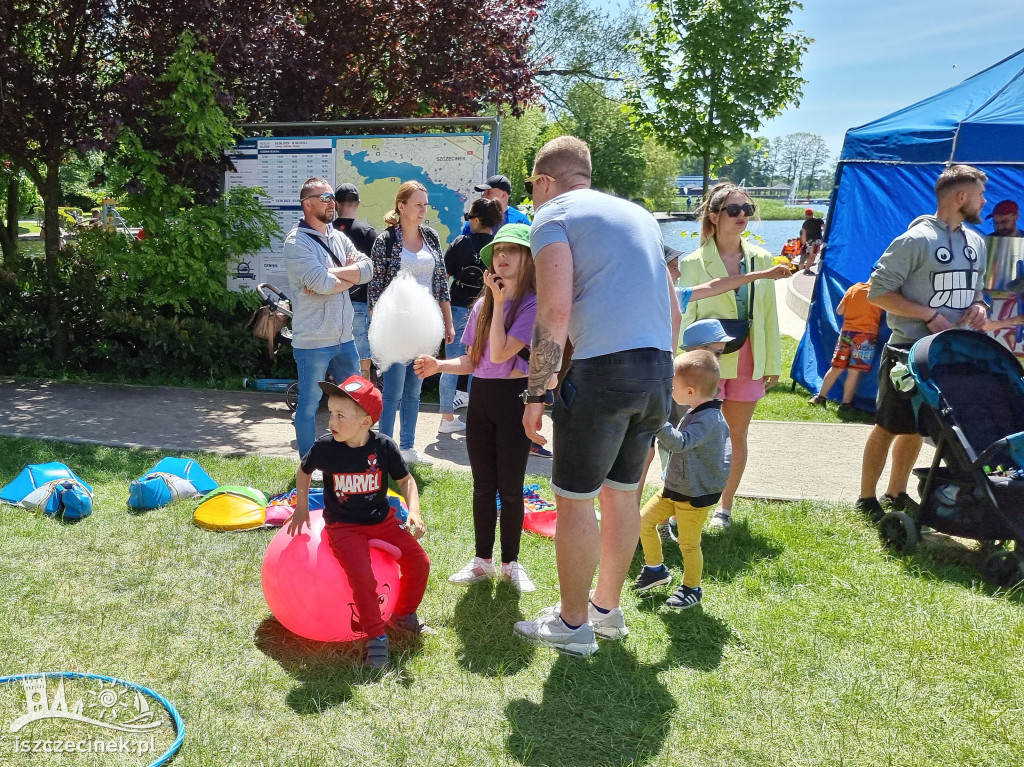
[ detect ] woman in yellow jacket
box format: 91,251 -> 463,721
678,183 -> 783,529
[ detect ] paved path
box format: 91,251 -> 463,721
0,379 -> 931,504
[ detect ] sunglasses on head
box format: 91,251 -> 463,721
719,203 -> 756,217
301,192 -> 335,203
524,173 -> 554,195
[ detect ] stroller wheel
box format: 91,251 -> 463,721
286,382 -> 299,412
981,550 -> 1023,589
879,511 -> 919,554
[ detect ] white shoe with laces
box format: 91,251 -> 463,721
449,557 -> 496,585
514,608 -> 598,657
708,507 -> 732,529
438,416 -> 466,434
500,561 -> 536,592
401,448 -> 434,466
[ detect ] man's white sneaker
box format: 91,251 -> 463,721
500,561 -> 536,592
438,416 -> 466,434
527,600 -> 628,639
514,609 -> 598,657
588,602 -> 629,639
401,448 -> 434,466
449,557 -> 496,585
708,507 -> 732,529
452,390 -> 469,410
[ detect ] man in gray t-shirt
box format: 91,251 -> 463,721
857,164 -> 989,519
514,136 -> 680,657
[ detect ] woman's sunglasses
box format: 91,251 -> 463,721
719,203 -> 756,217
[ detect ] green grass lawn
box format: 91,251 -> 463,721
1,436 -> 1022,766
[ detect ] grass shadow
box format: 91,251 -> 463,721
701,518 -> 783,582
883,528 -> 1024,604
449,580 -> 534,676
658,607 -> 733,672
505,643 -> 675,767
253,617 -> 417,713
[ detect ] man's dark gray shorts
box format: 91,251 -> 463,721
551,348 -> 673,500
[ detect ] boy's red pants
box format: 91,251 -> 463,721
323,512 -> 430,638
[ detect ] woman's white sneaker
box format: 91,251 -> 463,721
449,557 -> 496,585
500,561 -> 536,592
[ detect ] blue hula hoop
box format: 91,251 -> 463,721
0,671 -> 184,767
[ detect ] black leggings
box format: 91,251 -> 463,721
466,376 -> 530,563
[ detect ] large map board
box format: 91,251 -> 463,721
224,133 -> 489,291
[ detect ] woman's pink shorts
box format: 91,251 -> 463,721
717,339 -> 766,403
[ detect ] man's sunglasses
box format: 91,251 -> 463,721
719,203 -> 756,217
301,192 -> 335,203
464,213 -> 477,221
524,173 -> 554,195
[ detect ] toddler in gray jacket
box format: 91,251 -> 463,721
634,350 -> 732,610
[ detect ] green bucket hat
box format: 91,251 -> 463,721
479,223 -> 532,269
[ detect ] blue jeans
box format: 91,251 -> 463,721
379,361 -> 423,450
351,301 -> 371,361
439,303 -> 472,414
293,341 -> 360,457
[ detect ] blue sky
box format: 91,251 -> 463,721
760,1 -> 1024,155
605,0 -> 1024,157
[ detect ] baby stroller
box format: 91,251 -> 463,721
248,283 -> 299,412
881,329 -> 1024,587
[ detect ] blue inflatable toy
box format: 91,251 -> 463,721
0,462 -> 94,520
128,457 -> 217,511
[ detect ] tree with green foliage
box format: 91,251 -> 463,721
627,0 -> 811,194
498,107 -> 551,205
532,0 -> 641,112
641,137 -> 679,211
558,83 -> 646,200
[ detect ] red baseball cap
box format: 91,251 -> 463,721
804,208 -> 814,216
987,199 -> 1019,218
319,375 -> 383,424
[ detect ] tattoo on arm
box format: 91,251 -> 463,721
529,323 -> 562,395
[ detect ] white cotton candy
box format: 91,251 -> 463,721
369,270 -> 445,371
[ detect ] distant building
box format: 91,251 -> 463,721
675,176 -> 718,197
743,183 -> 792,199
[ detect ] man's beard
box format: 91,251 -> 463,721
315,208 -> 334,225
960,204 -> 982,225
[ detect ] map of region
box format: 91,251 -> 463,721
336,134 -> 488,247
223,132 -> 489,291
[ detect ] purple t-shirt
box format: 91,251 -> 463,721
462,292 -> 538,378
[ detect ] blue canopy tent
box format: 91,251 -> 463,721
794,48 -> 1024,409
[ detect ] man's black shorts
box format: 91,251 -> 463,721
875,343 -> 919,435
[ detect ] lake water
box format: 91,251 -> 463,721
660,218 -> 803,258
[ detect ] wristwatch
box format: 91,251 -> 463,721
520,390 -> 554,405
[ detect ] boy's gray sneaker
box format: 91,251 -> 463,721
365,635 -> 389,669
633,564 -> 672,593
387,612 -> 436,635
514,609 -> 598,657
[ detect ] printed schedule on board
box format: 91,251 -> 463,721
223,133 -> 489,292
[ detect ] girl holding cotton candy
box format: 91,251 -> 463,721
368,181 -> 455,466
414,224 -> 539,592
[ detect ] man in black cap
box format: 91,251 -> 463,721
458,174 -> 532,237
334,183 -> 379,381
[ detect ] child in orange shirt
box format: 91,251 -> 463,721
808,281 -> 883,412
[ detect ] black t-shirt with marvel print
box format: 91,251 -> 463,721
300,431 -> 409,525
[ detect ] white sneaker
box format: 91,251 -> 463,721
529,599 -> 628,639
438,416 -> 466,434
453,390 -> 469,410
449,557 -> 496,585
514,608 -> 598,657
501,561 -> 536,592
401,448 -> 434,466
708,507 -> 732,529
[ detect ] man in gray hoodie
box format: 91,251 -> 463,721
284,177 -> 374,457
857,164 -> 989,518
